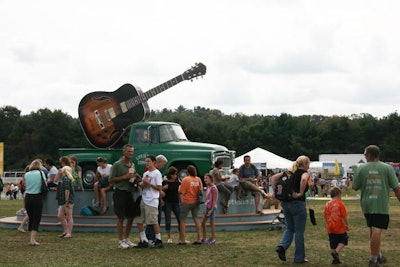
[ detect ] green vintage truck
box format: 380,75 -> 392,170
58,121 -> 235,189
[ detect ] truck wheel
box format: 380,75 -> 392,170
173,163 -> 189,183
177,169 -> 187,184
173,163 -> 204,187
81,164 -> 97,189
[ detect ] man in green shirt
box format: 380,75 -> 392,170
353,145 -> 400,267
110,144 -> 140,249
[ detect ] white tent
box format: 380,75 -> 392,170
234,147 -> 293,169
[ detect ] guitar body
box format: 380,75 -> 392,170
78,84 -> 150,148
78,62 -> 206,148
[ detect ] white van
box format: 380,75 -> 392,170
2,171 -> 25,185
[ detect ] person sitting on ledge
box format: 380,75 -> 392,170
238,155 -> 271,214
93,157 -> 113,215
210,160 -> 233,214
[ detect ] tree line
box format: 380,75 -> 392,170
1,105 -> 399,170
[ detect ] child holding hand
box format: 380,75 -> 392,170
201,173 -> 219,244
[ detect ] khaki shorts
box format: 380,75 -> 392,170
180,202 -> 200,221
133,199 -> 159,225
240,181 -> 255,190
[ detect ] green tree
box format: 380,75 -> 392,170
5,109 -> 87,169
0,106 -> 21,143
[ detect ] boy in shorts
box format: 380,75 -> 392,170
134,155 -> 164,248
324,187 -> 349,264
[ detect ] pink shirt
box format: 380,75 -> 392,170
206,184 -> 218,209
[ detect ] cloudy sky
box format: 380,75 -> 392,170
1,0 -> 399,119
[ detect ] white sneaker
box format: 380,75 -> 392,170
118,240 -> 129,249
167,238 -> 173,244
148,240 -> 155,248
124,239 -> 137,248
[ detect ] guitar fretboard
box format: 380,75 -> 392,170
125,75 -> 184,110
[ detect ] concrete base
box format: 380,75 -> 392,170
0,189 -> 283,233
42,189 -> 267,216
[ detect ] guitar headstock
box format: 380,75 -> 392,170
182,62 -> 207,81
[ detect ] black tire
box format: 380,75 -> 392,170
81,164 -> 97,190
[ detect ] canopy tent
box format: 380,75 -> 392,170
234,147 -> 293,169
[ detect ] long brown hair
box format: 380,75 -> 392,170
186,165 -> 197,177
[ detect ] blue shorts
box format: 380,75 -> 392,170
205,207 -> 216,221
328,233 -> 349,249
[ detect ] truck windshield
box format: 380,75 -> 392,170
159,124 -> 188,142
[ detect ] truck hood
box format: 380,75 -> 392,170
163,140 -> 228,151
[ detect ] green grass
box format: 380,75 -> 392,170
0,191 -> 399,267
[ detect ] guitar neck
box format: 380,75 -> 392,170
124,74 -> 184,110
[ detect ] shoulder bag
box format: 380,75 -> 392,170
39,171 -> 48,198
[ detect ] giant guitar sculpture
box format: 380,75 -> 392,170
78,63 -> 206,148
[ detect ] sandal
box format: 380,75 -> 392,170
101,206 -> 109,215
63,234 -> 72,238
256,210 -> 264,215
29,241 -> 40,246
59,233 -> 66,238
220,201 -> 228,214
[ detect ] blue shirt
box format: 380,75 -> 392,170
25,170 -> 46,194
239,164 -> 259,178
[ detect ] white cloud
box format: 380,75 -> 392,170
0,0 -> 399,119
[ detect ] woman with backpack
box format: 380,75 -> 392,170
270,155 -> 311,264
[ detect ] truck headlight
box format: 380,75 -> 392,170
211,151 -> 217,166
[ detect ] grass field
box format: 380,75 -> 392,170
0,191 -> 399,267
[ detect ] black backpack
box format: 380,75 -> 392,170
274,171 -> 295,202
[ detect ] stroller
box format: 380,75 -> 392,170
267,210 -> 286,231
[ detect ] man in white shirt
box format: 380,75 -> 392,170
44,159 -> 58,189
134,155 -> 163,249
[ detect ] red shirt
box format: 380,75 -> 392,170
324,199 -> 347,234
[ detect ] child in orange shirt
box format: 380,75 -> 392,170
324,187 -> 349,265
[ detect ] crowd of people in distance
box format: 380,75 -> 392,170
6,144 -> 400,267
308,173 -> 352,198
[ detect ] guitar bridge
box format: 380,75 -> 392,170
104,108 -> 116,121
94,110 -> 105,129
